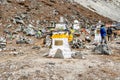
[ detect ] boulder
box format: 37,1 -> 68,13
16,36 -> 33,44
13,25 -> 24,33
72,39 -> 85,49
0,37 -> 6,51
71,52 -> 85,59
23,24 -> 36,36
4,29 -> 11,34
6,24 -> 12,28
35,30 -> 42,38
12,18 -> 24,25
13,16 -> 25,24
93,44 -> 112,55
0,43 -> 6,51
44,35 -> 52,47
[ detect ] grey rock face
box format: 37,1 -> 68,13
54,49 -> 64,59
93,44 -> 112,55
74,0 -> 120,21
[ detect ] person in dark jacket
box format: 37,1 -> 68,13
107,27 -> 112,41
100,25 -> 107,44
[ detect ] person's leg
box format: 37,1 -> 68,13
110,35 -> 112,41
104,36 -> 107,44
108,35 -> 109,41
101,36 -> 103,44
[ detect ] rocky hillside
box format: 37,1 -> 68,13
74,0 -> 120,22
0,0 -> 112,28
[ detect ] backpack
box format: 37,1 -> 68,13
107,28 -> 112,35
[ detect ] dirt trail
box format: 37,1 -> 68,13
0,40 -> 120,79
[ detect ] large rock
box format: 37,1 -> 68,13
4,29 -> 11,34
16,36 -> 33,44
0,37 -> 6,51
44,35 -> 52,47
54,49 -> 64,59
0,43 -> 6,51
93,44 -> 112,55
72,39 -> 85,49
12,16 -> 25,24
23,24 -> 36,36
13,25 -> 24,33
71,52 -> 85,59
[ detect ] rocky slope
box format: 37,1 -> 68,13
0,0 -> 112,28
74,0 -> 120,22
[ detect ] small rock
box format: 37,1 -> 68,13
88,66 -> 93,68
4,29 -> 11,34
48,62 -> 55,65
116,42 -> 120,44
32,46 -> 41,50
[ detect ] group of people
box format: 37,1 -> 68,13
94,24 -> 113,45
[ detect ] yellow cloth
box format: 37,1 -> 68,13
70,29 -> 75,34
52,34 -> 68,38
51,33 -> 73,42
68,34 -> 73,42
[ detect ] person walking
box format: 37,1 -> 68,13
107,26 -> 112,41
100,25 -> 107,44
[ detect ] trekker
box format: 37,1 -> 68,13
94,27 -> 101,45
100,25 -> 107,44
107,27 -> 112,41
